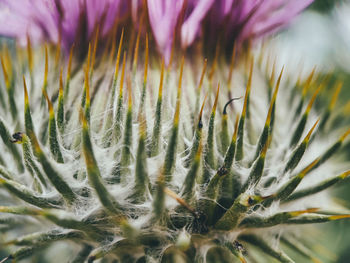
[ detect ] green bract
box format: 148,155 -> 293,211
0,35 -> 349,263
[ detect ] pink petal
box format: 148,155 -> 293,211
147,0 -> 184,64
181,0 -> 215,48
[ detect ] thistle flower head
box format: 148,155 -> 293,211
1,1 -> 349,263
0,0 -> 126,48
0,0 -> 313,62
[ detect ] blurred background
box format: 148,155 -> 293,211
278,0 -> 345,70
276,1 -> 350,262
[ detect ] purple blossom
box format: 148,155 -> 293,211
180,0 -> 215,48
0,0 -> 125,50
147,0 -> 184,65
224,0 -> 315,43
0,0 -> 313,62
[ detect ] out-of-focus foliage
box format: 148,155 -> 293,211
310,0 -> 342,12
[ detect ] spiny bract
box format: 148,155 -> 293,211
0,34 -> 350,263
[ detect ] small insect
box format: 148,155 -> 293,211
10,132 -> 23,143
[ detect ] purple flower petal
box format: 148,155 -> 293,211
251,0 -> 315,38
0,0 -> 313,60
147,0 -> 184,64
85,0 -> 123,35
0,0 -> 127,51
181,0 -> 215,48
227,0 -> 314,43
132,0 -> 143,23
0,0 -> 59,44
212,0 -> 234,18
